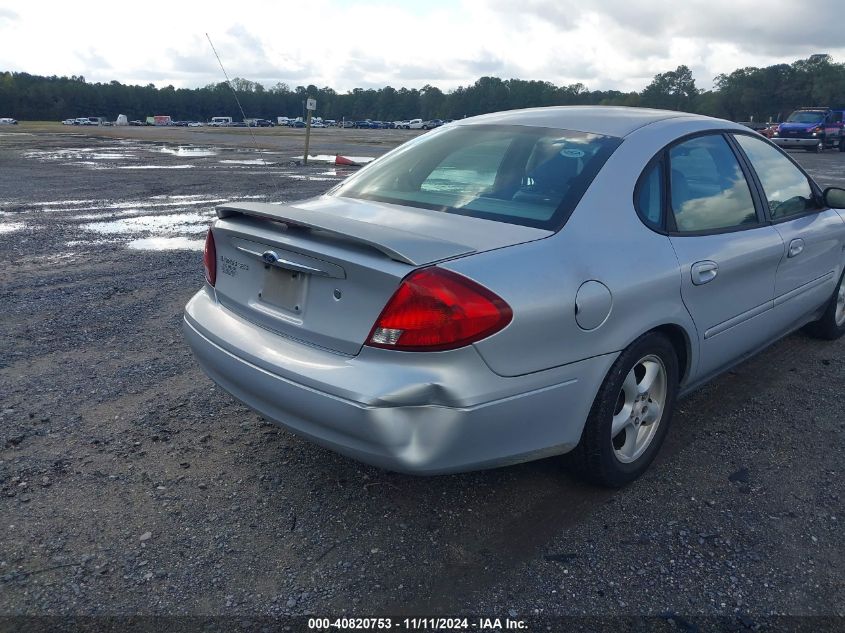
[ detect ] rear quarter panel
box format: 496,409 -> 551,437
445,117 -> 729,379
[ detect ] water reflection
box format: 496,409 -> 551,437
82,212 -> 212,235
127,237 -> 204,251
159,146 -> 218,158
0,222 -> 26,234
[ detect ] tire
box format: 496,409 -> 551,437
567,332 -> 679,488
805,270 -> 845,340
839,137 -> 845,152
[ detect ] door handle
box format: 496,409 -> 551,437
788,238 -> 805,258
691,261 -> 719,285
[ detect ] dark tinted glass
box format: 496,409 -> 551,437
669,135 -> 757,232
333,124 -> 621,230
637,161 -> 663,227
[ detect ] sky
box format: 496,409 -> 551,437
0,0 -> 842,93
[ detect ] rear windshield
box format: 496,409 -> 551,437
332,124 -> 621,230
786,111 -> 825,123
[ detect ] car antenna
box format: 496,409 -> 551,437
206,32 -> 269,168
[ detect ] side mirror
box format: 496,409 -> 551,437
823,187 -> 845,209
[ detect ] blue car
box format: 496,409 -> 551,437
772,107 -> 845,152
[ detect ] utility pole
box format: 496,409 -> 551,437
303,97 -> 316,166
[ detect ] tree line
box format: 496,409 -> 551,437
1,54 -> 843,123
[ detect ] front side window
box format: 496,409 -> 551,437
668,135 -> 757,232
333,124 -> 621,230
733,134 -> 818,220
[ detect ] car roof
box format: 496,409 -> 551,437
454,106 -> 731,138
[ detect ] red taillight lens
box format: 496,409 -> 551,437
366,268 -> 512,351
203,228 -> 216,286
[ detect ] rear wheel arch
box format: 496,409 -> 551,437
613,323 -> 692,386
649,323 -> 691,384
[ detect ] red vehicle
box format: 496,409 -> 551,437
760,124 -> 779,139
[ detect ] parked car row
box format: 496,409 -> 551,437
277,117 -> 337,128
404,119 -> 449,129
210,117 -> 264,127
124,120 -> 205,127
272,117 -> 451,130
62,117 -> 110,126
52,113 -> 454,131
344,118 -> 450,129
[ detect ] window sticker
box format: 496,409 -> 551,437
560,148 -> 585,158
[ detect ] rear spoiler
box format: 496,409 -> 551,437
216,202 -> 475,266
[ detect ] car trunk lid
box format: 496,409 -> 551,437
210,197 -> 550,355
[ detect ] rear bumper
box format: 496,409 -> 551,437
183,287 -> 617,474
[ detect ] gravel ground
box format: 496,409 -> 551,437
0,128 -> 843,631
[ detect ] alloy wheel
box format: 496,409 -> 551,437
611,354 -> 668,464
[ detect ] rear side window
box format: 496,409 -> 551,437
733,134 -> 819,220
637,161 -> 663,227
333,124 -> 621,230
668,135 -> 757,232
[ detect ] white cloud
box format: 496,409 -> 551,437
0,7 -> 18,22
0,0 -> 842,92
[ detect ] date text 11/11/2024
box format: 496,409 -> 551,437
307,617 -> 528,630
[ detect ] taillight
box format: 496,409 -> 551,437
366,268 -> 512,352
203,228 -> 216,286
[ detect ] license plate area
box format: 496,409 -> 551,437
259,267 -> 308,314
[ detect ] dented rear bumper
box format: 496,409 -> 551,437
183,287 -> 617,474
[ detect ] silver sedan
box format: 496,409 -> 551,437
184,107 -> 845,487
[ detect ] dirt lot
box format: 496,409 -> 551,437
1,125 -> 844,631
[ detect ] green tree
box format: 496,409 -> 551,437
419,84 -> 445,119
3,54 -> 845,124
641,65 -> 699,111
